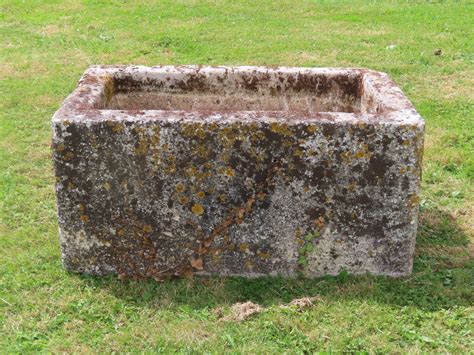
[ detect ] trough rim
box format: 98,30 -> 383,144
52,65 -> 424,128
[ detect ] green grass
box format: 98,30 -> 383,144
1,0 -> 473,352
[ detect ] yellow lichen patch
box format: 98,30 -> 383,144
340,151 -> 352,162
117,228 -> 125,237
354,144 -> 371,159
294,228 -> 303,239
133,127 -> 161,156
80,215 -> 89,223
196,191 -> 205,199
152,126 -> 161,136
211,250 -> 221,263
239,243 -> 249,252
354,150 -> 366,158
257,251 -> 270,260
176,182 -> 185,193
408,194 -> 420,207
347,182 -> 357,192
164,165 -> 177,175
56,143 -> 65,152
185,165 -> 198,177
103,182 -> 111,191
219,195 -> 227,202
191,203 -> 204,215
67,182 -> 76,189
207,186 -> 216,194
179,196 -> 189,205
256,192 -> 266,200
102,74 -> 114,102
196,144 -> 209,158
106,121 -> 124,133
225,167 -> 235,177
79,204 -> 85,213
306,125 -> 318,134
64,152 -> 74,161
143,225 -> 153,233
219,152 -> 231,163
270,122 -> 293,136
244,260 -> 254,270
182,123 -> 206,139
134,140 -> 149,156
293,149 -> 304,157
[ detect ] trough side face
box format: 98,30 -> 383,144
52,66 -> 424,278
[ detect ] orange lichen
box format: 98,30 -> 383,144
190,257 -> 203,270
80,215 -> 89,223
192,203 -> 204,215
313,216 -> 325,229
196,191 -> 205,198
143,225 -> 153,233
176,182 -> 185,193
225,167 -> 235,177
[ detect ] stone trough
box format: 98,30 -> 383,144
52,65 -> 424,279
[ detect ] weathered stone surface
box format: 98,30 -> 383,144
52,65 -> 424,278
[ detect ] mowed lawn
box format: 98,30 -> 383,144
1,0 -> 473,352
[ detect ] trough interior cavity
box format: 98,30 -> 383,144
102,71 -> 364,113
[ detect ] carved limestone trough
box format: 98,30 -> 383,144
52,65 -> 424,279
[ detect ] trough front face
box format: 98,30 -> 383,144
52,65 -> 424,278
